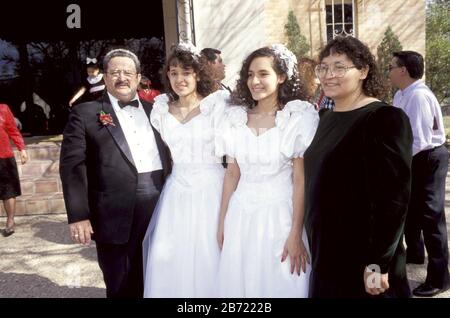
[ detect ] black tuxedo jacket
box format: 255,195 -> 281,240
60,93 -> 172,244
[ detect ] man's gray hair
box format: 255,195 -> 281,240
103,49 -> 141,73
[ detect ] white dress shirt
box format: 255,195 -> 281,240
108,92 -> 163,173
393,80 -> 445,156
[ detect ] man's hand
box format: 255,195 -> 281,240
69,220 -> 94,245
364,266 -> 389,296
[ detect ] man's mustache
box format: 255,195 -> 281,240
114,81 -> 129,87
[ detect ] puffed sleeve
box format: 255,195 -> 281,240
149,94 -> 170,133
364,106 -> 413,273
278,100 -> 319,159
200,90 -> 231,129
215,105 -> 247,158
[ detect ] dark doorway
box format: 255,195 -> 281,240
0,0 -> 165,135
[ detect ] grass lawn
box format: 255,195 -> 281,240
444,116 -> 450,137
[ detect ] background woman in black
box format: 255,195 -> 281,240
304,36 -> 413,298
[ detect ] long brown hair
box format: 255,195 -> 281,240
162,47 -> 218,101
231,47 -> 308,109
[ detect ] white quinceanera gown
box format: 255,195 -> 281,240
215,100 -> 319,298
143,90 -> 229,298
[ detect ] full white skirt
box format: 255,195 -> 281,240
143,164 -> 224,298
215,181 -> 311,298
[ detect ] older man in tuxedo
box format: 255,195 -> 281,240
60,49 -> 171,298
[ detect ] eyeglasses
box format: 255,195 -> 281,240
315,63 -> 357,78
388,65 -> 401,71
107,70 -> 137,78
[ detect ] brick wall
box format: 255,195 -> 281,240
263,0 -> 426,58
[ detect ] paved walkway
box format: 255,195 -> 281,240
0,214 -> 104,297
1,175 -> 450,298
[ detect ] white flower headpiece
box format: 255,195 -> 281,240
271,44 -> 297,79
176,41 -> 202,60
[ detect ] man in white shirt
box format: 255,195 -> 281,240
390,50 -> 449,297
60,49 -> 172,298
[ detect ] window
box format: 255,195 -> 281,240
325,0 -> 355,42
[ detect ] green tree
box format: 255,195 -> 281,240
284,10 -> 310,58
377,26 -> 403,103
426,0 -> 450,104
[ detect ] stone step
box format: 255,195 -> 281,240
16,160 -> 60,179
0,193 -> 66,216
14,140 -> 61,160
14,145 -> 61,161
20,177 -> 62,196
1,136 -> 65,216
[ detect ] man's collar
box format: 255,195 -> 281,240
401,79 -> 422,95
107,92 -> 140,109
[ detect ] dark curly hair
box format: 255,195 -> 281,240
297,57 -> 319,102
162,47 -> 219,101
231,47 -> 308,109
319,36 -> 387,99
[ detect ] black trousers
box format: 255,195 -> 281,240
96,170 -> 163,298
405,145 -> 450,288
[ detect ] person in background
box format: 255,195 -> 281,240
297,57 -> 320,107
390,50 -> 450,297
317,93 -> 335,110
201,47 -> 230,92
297,57 -> 335,111
137,75 -> 161,103
0,103 -> 28,237
69,57 -> 106,107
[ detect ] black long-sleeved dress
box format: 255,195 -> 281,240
304,102 -> 413,298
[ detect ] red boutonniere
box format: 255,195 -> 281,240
98,111 -> 115,127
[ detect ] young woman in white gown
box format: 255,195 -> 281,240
215,44 -> 319,297
142,43 -> 229,298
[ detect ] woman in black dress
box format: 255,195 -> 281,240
304,36 -> 413,298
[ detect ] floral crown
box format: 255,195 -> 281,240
271,44 -> 297,79
175,41 -> 201,61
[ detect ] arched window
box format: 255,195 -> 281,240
325,0 -> 356,42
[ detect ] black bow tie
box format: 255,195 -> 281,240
118,99 -> 139,108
